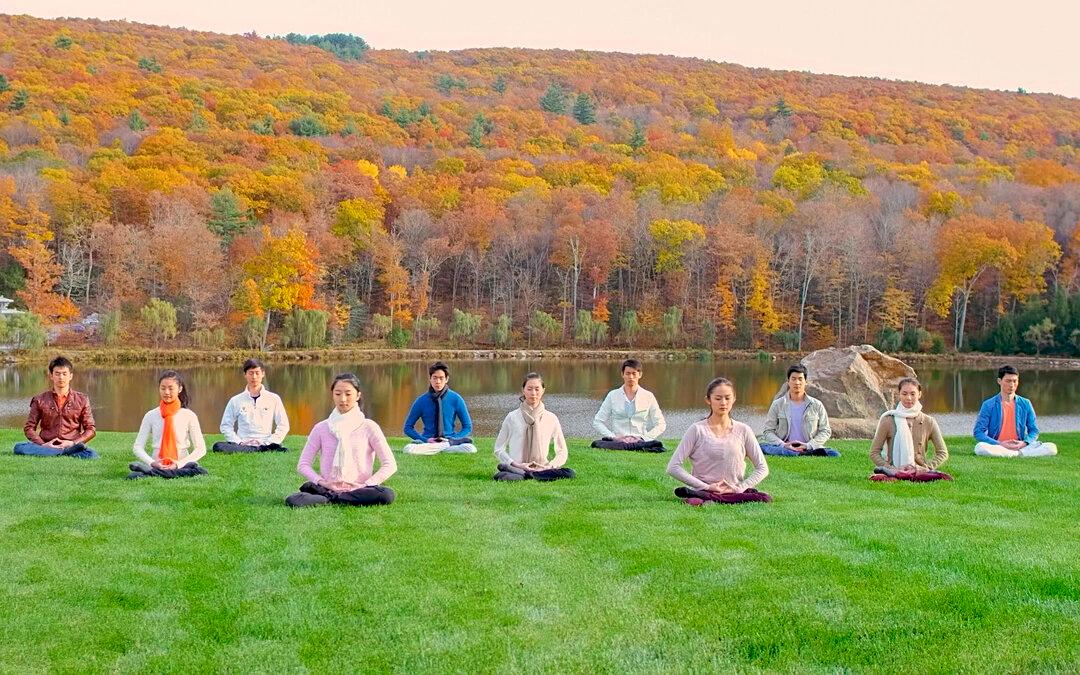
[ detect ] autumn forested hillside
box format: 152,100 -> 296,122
1,14 -> 1079,353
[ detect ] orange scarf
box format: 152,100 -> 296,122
159,398 -> 182,466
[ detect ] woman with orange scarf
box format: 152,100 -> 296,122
129,371 -> 208,479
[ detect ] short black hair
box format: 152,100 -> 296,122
429,361 -> 449,378
243,358 -> 265,373
621,359 -> 642,373
997,365 -> 1019,379
786,364 -> 808,379
48,356 -> 74,373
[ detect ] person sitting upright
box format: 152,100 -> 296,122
591,359 -> 667,452
401,361 -> 477,454
667,377 -> 771,505
759,364 -> 839,457
15,355 -> 98,459
869,377 -> 951,481
493,372 -> 575,481
286,373 -> 397,508
973,365 -> 1057,458
128,370 -> 208,479
213,358 -> 290,453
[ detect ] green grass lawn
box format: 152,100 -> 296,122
0,429 -> 1076,673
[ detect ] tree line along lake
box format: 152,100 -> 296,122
1,359 -> 1077,439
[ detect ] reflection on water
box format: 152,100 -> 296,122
1,359 -> 1077,438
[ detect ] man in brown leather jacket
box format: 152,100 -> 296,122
15,355 -> 98,459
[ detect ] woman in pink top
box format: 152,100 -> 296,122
285,373 -> 397,508
667,377 -> 771,505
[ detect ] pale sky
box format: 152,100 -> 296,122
7,0 -> 1080,98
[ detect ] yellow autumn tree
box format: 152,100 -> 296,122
927,214 -> 1017,350
233,227 -> 322,350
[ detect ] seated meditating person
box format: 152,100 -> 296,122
128,370 -> 208,479
285,373 -> 397,508
667,377 -> 771,505
759,364 -> 839,457
973,365 -> 1057,458
493,372 -> 575,481
15,355 -> 98,459
213,358 -> 290,453
590,358 -> 667,452
869,378 -> 952,482
401,361 -> 477,454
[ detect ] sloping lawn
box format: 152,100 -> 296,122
0,429 -> 1076,673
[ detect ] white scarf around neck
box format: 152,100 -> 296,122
328,405 -> 366,485
882,401 -> 922,468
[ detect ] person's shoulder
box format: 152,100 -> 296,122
684,419 -> 706,435
733,420 -> 755,435
361,416 -> 384,431
447,389 -> 468,403
140,408 -> 158,422
179,407 -> 201,422
29,390 -> 50,404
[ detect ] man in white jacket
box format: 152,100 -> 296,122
213,359 -> 291,453
591,359 -> 667,452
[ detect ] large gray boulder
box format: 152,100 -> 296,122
775,345 -> 917,439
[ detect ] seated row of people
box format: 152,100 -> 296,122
14,357 -> 1058,507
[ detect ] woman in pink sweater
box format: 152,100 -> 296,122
285,373 -> 397,508
667,377 -> 771,505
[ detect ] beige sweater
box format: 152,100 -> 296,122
869,412 -> 949,470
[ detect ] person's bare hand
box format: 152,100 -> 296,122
706,481 -> 736,494
241,439 -> 261,446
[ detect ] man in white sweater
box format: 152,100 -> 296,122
590,359 -> 667,452
213,359 -> 291,453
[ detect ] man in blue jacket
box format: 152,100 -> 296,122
402,361 -> 477,454
973,365 -> 1057,457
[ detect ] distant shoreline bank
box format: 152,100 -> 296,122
3,346 -> 1079,370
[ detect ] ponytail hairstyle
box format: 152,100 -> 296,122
331,372 -> 364,409
519,371 -> 543,402
158,370 -> 190,408
703,377 -> 735,419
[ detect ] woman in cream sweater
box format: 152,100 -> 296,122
493,372 -> 575,481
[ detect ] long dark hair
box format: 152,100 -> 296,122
331,372 -> 364,409
158,370 -> 190,408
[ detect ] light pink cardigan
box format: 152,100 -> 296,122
297,418 -> 397,486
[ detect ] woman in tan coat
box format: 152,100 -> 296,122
869,377 -> 950,480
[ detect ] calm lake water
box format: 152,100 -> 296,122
1,359 -> 1077,439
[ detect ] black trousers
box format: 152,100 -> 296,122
493,463 -> 576,481
285,481 -> 395,507
591,438 -> 665,452
213,441 -> 288,453
128,461 -> 208,479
